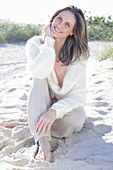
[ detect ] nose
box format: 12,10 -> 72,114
57,21 -> 63,28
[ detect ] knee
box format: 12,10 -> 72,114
73,108 -> 86,132
51,119 -> 74,138
51,108 -> 86,138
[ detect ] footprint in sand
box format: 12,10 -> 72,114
7,88 -> 16,92
92,74 -> 97,76
98,89 -> 104,92
93,124 -> 112,135
19,93 -> 27,100
25,84 -> 30,87
97,109 -> 107,115
94,81 -> 103,84
94,102 -> 109,107
94,97 -> 102,101
107,108 -> 112,111
4,106 -> 16,109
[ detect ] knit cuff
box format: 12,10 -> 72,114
44,36 -> 55,48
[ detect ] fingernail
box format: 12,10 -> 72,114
35,119 -> 39,122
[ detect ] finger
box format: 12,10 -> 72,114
36,122 -> 43,135
46,123 -> 52,134
35,118 -> 43,132
37,120 -> 46,135
40,122 -> 49,135
35,115 -> 46,132
35,118 -> 39,122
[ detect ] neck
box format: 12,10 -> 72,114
54,38 -> 66,55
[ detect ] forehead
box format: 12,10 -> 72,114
58,10 -> 76,23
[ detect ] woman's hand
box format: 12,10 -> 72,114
44,24 -> 55,39
35,109 -> 56,135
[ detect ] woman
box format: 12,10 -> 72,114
4,5 -> 89,162
26,5 -> 89,162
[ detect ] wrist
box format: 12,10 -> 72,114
49,108 -> 56,118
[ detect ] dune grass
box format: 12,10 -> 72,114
0,21 -> 43,43
100,46 -> 113,61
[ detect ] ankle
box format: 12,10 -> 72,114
39,136 -> 50,144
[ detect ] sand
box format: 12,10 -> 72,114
0,41 -> 113,170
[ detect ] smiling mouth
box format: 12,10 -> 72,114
54,26 -> 62,33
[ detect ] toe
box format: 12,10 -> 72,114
35,148 -> 46,161
35,154 -> 45,161
3,122 -> 12,128
3,122 -> 18,128
45,153 -> 51,162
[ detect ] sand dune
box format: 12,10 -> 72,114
0,41 -> 113,169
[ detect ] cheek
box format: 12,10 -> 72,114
64,28 -> 72,35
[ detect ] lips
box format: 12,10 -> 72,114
54,26 -> 62,33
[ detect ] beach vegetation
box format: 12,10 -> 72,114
0,21 -> 43,43
87,14 -> 113,41
99,46 -> 113,61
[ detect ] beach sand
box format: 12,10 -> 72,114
0,41 -> 113,170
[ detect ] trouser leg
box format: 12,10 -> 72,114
27,78 -> 52,143
51,108 -> 86,138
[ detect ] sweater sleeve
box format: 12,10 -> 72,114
50,62 -> 86,119
25,36 -> 56,79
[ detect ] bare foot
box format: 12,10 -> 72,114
3,122 -> 28,128
35,136 -> 51,162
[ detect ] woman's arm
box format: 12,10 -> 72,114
25,36 -> 55,79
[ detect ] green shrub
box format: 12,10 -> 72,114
88,24 -> 113,41
86,14 -> 113,41
100,46 -> 113,61
0,21 -> 43,43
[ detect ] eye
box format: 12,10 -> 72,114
57,16 -> 62,20
66,23 -> 70,27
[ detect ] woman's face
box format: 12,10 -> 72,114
51,10 -> 76,40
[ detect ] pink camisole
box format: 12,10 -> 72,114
54,60 -> 67,88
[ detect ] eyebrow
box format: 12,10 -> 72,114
58,15 -> 72,25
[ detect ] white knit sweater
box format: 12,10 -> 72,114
26,36 -> 86,119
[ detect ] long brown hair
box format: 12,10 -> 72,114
49,5 -> 90,65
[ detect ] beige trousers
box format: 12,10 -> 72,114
28,79 -> 86,143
